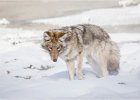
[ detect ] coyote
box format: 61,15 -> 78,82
42,24 -> 120,80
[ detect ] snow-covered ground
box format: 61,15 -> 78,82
0,18 -> 10,25
1,5 -> 140,100
33,4 -> 140,26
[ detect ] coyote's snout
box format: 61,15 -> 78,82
47,45 -> 59,62
42,24 -> 120,80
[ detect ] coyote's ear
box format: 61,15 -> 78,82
59,33 -> 67,42
43,31 -> 52,40
57,32 -> 65,38
44,31 -> 53,36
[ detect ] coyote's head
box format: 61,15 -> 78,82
41,30 -> 68,62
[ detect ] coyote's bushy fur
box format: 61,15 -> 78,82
42,24 -> 120,80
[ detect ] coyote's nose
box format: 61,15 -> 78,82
53,59 -> 57,62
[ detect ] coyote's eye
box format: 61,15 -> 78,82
47,46 -> 52,51
59,40 -> 63,42
57,46 -> 61,51
45,39 -> 50,42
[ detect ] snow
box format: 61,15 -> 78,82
1,5 -> 140,100
32,4 -> 140,26
0,30 -> 140,100
0,18 -> 10,25
118,0 -> 137,7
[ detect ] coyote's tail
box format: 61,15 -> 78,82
107,42 -> 120,75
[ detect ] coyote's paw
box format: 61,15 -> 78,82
76,71 -> 84,80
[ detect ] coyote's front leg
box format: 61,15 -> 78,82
65,60 -> 75,80
76,51 -> 84,80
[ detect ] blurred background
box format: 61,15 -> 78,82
0,0 -> 140,32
